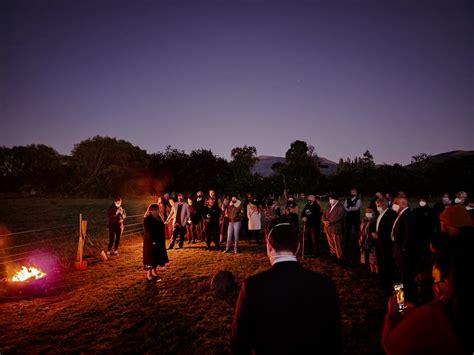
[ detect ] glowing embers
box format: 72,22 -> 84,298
11,266 -> 47,282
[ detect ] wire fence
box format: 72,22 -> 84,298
0,213 -> 144,267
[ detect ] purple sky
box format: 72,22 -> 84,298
1,0 -> 473,164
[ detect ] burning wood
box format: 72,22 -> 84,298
11,266 -> 47,282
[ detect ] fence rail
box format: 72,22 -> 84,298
0,213 -> 144,267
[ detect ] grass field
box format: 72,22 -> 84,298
0,197 -> 387,354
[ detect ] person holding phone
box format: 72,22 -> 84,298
382,234 -> 472,354
107,197 -> 126,256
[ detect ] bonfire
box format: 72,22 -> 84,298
11,266 -> 47,282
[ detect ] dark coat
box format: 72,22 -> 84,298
231,261 -> 342,354
108,204 -> 125,228
392,208 -> 417,261
301,201 -> 322,227
143,215 -> 169,269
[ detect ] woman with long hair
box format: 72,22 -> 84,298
143,204 -> 169,281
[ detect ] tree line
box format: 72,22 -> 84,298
0,136 -> 472,198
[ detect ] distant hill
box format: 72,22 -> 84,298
252,155 -> 338,177
406,150 -> 474,167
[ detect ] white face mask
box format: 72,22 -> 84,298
466,206 -> 473,211
419,201 -> 427,207
392,204 -> 400,212
377,207 -> 383,213
329,199 -> 337,206
454,197 -> 461,204
365,213 -> 373,219
115,202 -> 121,208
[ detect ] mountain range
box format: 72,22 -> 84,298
252,150 -> 474,177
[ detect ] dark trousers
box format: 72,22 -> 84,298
186,223 -> 198,243
169,225 -> 186,249
248,230 -> 260,243
377,241 -> 394,289
345,213 -> 360,244
108,225 -> 123,251
206,225 -> 220,250
304,224 -> 320,255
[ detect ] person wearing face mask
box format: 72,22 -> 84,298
322,194 -> 346,265
390,197 -> 417,302
301,194 -> 322,257
374,198 -> 398,290
382,234 -> 472,354
231,218 -> 342,354
107,197 -> 127,256
165,193 -> 190,249
453,191 -> 467,206
343,188 -> 362,249
433,193 -> 452,216
413,198 -> 437,257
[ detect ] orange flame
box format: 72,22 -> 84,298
11,266 -> 47,282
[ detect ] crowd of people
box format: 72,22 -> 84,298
107,188 -> 473,354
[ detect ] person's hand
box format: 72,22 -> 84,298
302,217 -> 307,222
372,232 -> 378,239
387,296 -> 415,318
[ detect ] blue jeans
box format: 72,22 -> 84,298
226,221 -> 241,252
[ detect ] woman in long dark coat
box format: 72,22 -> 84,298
143,204 -> 169,281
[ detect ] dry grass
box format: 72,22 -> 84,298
0,198 -> 387,354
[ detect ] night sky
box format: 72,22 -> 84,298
1,0 -> 473,164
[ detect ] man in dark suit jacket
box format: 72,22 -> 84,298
374,198 -> 397,289
391,197 -> 417,301
231,218 -> 342,354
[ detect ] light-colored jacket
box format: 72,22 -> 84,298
247,205 -> 261,230
322,201 -> 346,234
166,202 -> 191,227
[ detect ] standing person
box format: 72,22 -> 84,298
391,197 -> 417,302
231,218 -> 342,354
107,197 -> 126,256
382,234 -> 472,355
143,204 -> 169,281
359,208 -> 378,275
263,198 -> 279,227
220,195 -> 230,245
166,193 -> 190,249
374,198 -> 398,289
453,191 -> 467,206
194,191 -> 206,241
369,192 -> 384,212
413,197 -> 438,256
385,193 -> 393,209
301,194 -> 322,257
187,196 -> 199,244
202,197 -> 221,251
224,195 -> 243,254
247,199 -> 262,244
433,193 -> 452,216
284,197 -> 299,235
322,194 -> 346,265
344,188 -> 361,247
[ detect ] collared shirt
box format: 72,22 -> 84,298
376,208 -> 388,233
270,254 -> 297,266
329,201 -> 338,214
391,207 -> 409,241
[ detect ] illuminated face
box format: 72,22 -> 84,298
209,190 -> 215,198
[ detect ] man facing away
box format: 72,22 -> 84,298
231,218 -> 342,354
